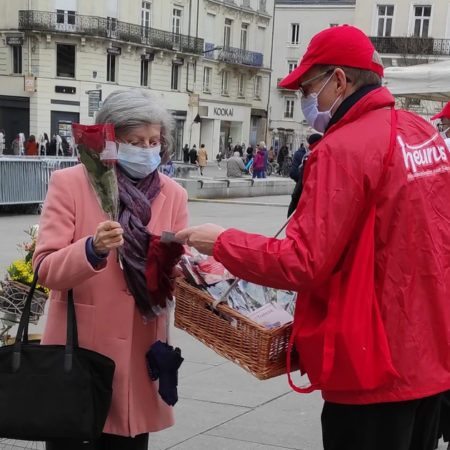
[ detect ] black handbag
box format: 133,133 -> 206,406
0,266 -> 116,441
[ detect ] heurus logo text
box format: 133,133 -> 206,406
398,134 -> 450,181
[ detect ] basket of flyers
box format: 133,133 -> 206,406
174,253 -> 298,380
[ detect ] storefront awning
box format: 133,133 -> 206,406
383,60 -> 450,102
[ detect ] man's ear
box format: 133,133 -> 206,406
334,68 -> 351,96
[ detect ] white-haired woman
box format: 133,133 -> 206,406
34,89 -> 188,450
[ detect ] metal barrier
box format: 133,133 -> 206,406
0,157 -> 78,205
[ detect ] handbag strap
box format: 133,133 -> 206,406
12,261 -> 79,373
287,106 -> 398,392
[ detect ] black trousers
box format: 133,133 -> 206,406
322,393 -> 443,450
45,432 -> 149,450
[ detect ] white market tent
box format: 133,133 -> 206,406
383,60 -> 450,102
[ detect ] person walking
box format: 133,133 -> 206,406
197,144 -> 208,176
182,144 -> 189,163
289,143 -> 306,182
252,145 -> 265,179
26,135 -> 38,156
33,88 -> 188,450
189,144 -> 197,165
176,25 -> 450,450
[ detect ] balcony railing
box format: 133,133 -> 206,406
204,42 -> 263,67
18,10 -> 204,55
370,36 -> 450,56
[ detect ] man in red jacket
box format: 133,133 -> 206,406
176,26 -> 450,450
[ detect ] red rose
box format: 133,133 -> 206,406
72,123 -> 115,153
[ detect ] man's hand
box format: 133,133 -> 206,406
175,223 -> 226,256
92,220 -> 124,255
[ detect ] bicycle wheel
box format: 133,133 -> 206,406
266,163 -> 273,177
0,439 -> 44,449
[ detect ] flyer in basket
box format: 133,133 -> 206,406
247,302 -> 293,328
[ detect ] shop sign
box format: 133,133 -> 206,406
24,75 -> 35,93
6,35 -> 24,46
200,101 -> 246,121
107,46 -> 121,55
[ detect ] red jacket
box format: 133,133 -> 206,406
214,87 -> 450,404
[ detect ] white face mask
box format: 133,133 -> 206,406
440,127 -> 450,140
118,143 -> 161,179
301,73 -> 341,133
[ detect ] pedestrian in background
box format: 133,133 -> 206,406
226,151 -> 246,178
26,135 -> 38,156
0,129 -> 5,155
288,133 -> 322,217
176,25 -> 450,450
189,144 -> 197,164
245,145 -> 253,164
252,145 -> 265,179
289,143 -> 306,182
277,145 -> 288,174
197,144 -> 208,176
182,144 -> 189,163
10,134 -> 21,155
38,133 -> 49,156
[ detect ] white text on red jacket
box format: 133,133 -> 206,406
398,134 -> 450,181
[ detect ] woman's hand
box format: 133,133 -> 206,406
92,221 -> 124,255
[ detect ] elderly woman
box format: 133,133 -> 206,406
33,89 -> 188,450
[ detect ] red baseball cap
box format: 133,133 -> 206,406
279,25 -> 384,90
431,101 -> 450,120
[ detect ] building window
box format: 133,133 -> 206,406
330,23 -> 339,27
221,71 -> 229,95
140,59 -> 149,86
141,1 -> 151,28
141,1 -> 152,40
288,60 -> 298,74
254,75 -> 262,99
12,45 -> 22,74
377,5 -> 394,37
224,18 -> 232,49
56,9 -> 75,28
290,23 -> 300,45
258,0 -> 266,12
172,8 -> 182,50
413,5 -> 431,37
107,17 -> 117,38
56,44 -> 75,78
238,73 -> 245,97
171,63 -> 180,90
107,53 -> 116,82
240,23 -> 248,50
203,66 -> 212,93
284,99 -> 294,118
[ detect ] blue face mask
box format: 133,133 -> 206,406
117,143 -> 161,179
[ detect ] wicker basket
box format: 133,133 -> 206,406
0,280 -> 47,325
174,278 -> 297,380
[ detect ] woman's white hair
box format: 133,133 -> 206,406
96,88 -> 175,163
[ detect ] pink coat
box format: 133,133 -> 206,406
33,164 -> 188,437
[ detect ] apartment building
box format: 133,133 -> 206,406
355,0 -> 450,117
198,0 -> 274,158
269,0 -> 355,152
0,0 -> 274,160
